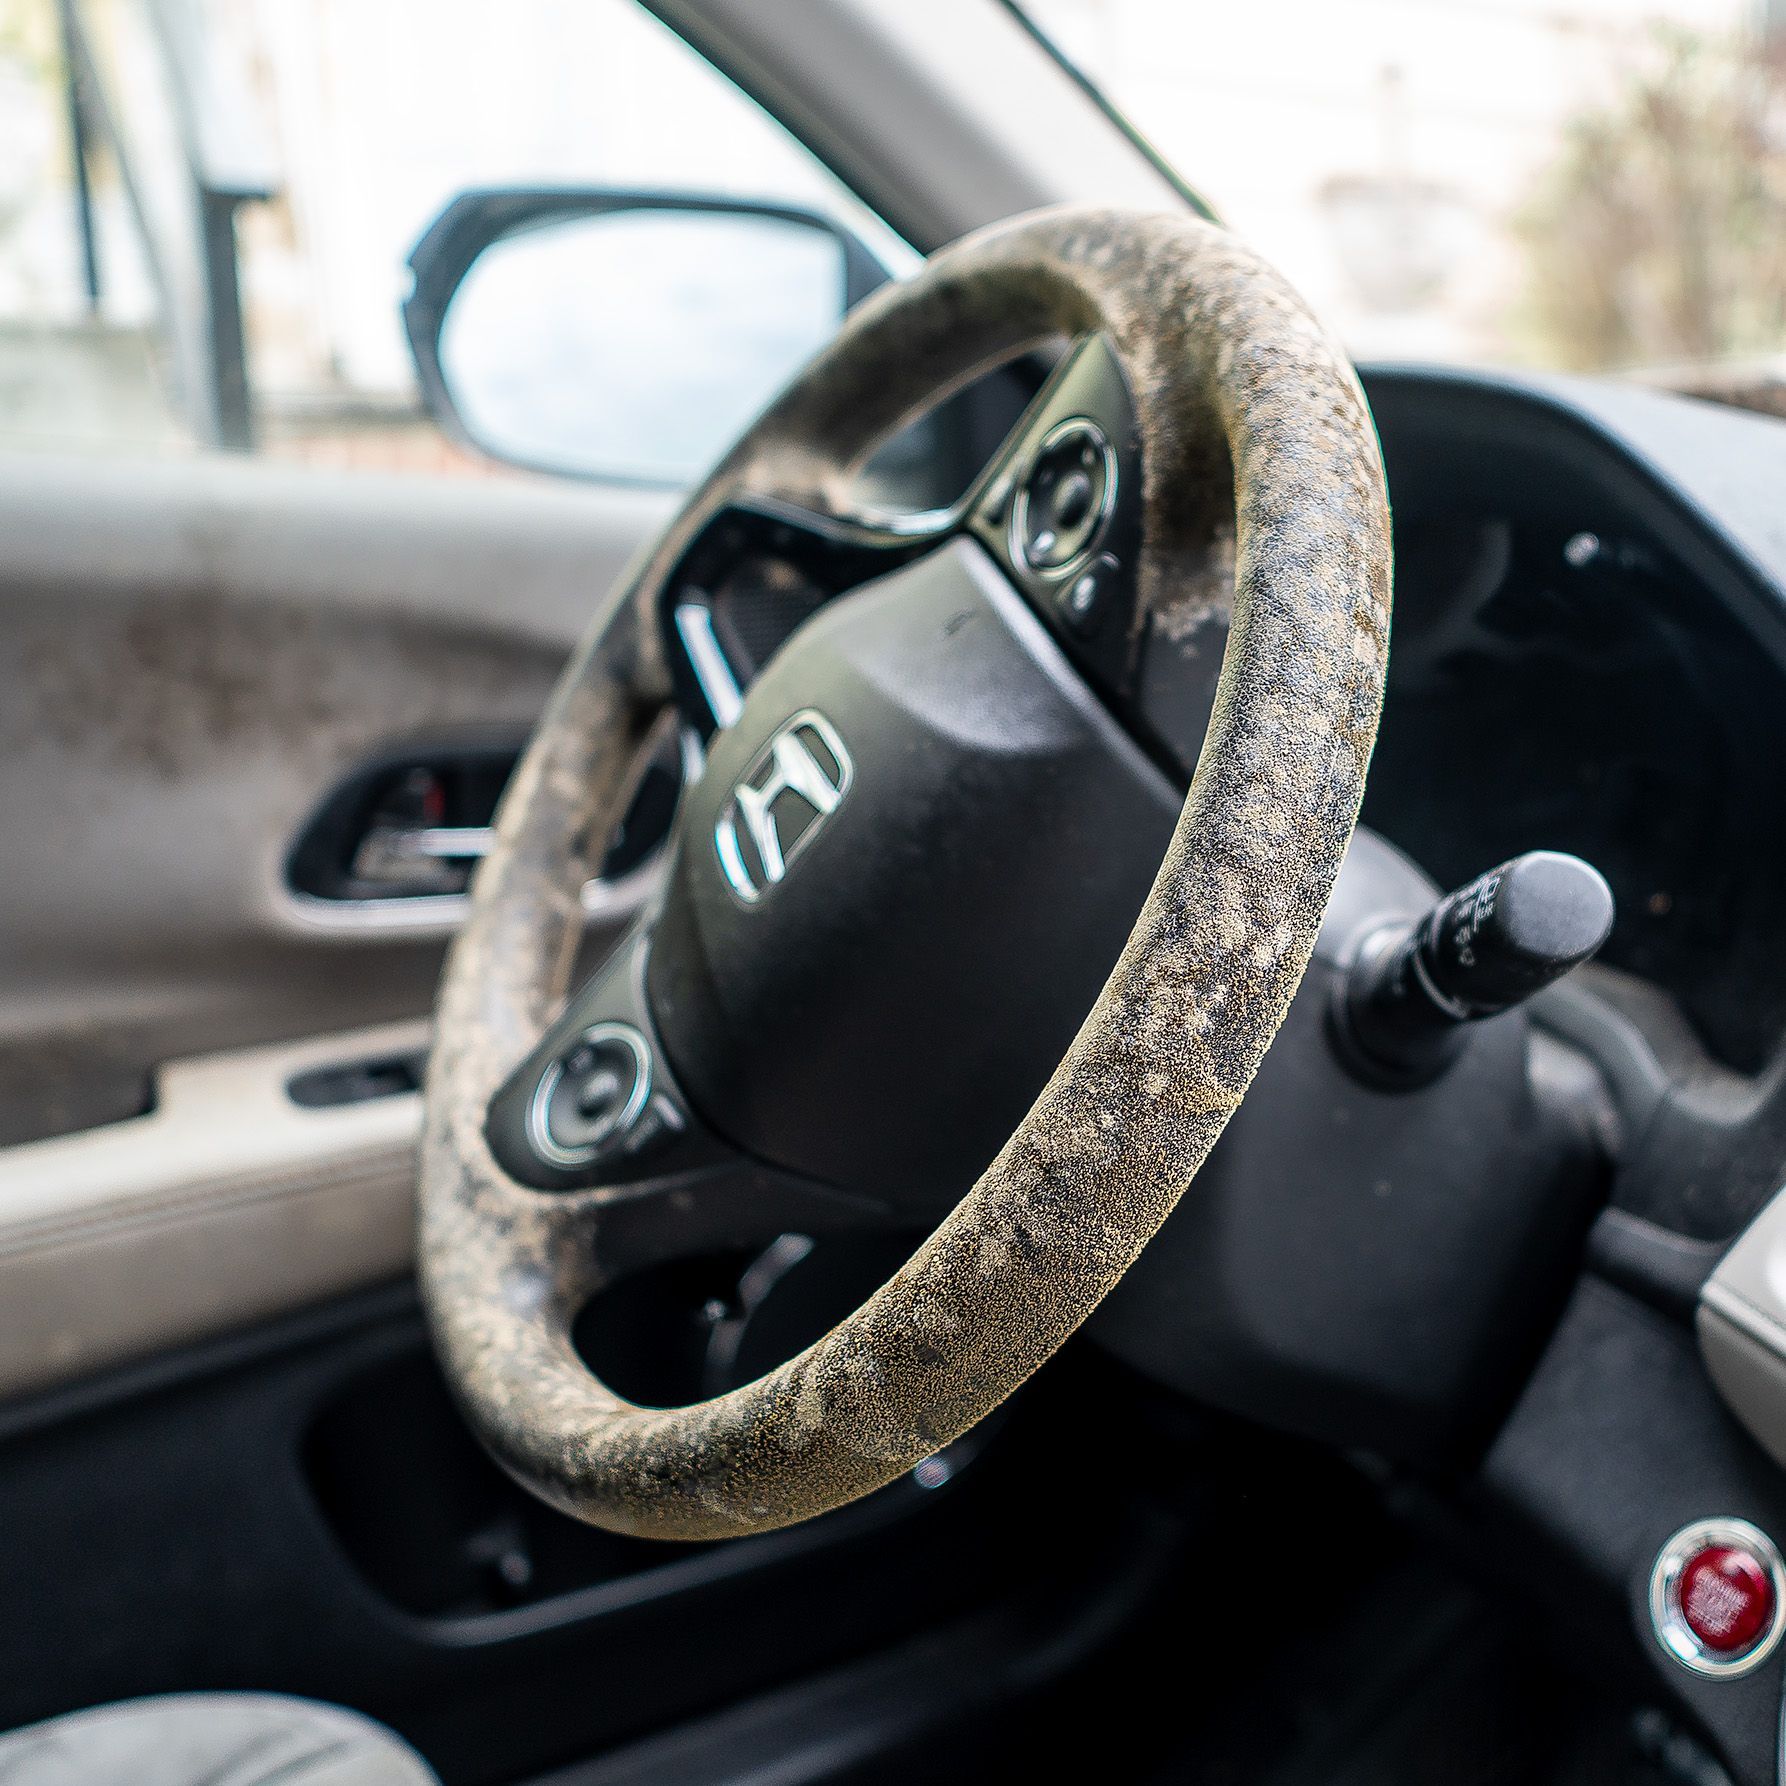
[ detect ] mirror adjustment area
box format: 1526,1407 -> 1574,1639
1649,1520 -> 1786,1677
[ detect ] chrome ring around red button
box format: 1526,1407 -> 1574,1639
1649,1519 -> 1786,1677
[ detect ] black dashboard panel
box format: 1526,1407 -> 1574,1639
1358,368 -> 1786,1078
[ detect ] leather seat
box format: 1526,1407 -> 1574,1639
0,1694 -> 436,1785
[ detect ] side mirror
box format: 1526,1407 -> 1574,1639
402,188 -> 892,484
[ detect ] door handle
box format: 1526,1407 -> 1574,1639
288,731 -> 680,908
376,824 -> 493,863
352,823 -> 493,892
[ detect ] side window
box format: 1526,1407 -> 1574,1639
0,0 -> 909,483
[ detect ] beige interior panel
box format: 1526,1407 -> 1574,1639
0,1022 -> 433,1401
1701,1183 -> 1786,1468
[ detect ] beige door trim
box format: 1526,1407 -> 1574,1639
0,1022 -> 429,1402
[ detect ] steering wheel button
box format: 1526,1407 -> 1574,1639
573,1066 -> 627,1119
1061,553 -> 1120,639
1650,1519 -> 1786,1675
1050,469 -> 1095,530
1012,417 -> 1116,576
527,1021 -> 653,1170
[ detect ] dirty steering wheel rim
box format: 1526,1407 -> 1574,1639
416,204 -> 1393,1541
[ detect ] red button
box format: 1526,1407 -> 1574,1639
1678,1545 -> 1777,1654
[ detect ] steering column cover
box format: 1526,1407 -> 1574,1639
417,206 -> 1392,1538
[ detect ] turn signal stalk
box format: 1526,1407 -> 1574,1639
1337,850 -> 1615,1086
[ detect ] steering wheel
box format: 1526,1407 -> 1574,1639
417,205 -> 1392,1541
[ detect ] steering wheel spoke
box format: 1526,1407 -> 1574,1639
659,494 -> 956,739
546,1160 -> 895,1295
481,908 -> 891,1287
482,916 -> 702,1193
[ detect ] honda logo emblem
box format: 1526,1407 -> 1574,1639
714,710 -> 853,904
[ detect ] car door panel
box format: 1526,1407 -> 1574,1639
0,1019 -> 425,1399
0,451 -> 673,1157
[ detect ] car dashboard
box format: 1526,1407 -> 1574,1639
1362,368 -> 1786,1090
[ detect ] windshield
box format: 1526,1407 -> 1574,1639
1016,0 -> 1786,383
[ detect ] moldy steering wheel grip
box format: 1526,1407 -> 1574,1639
417,204 -> 1393,1540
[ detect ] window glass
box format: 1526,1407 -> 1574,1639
0,0 -> 909,475
0,3 -> 172,451
1023,0 -> 1786,378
